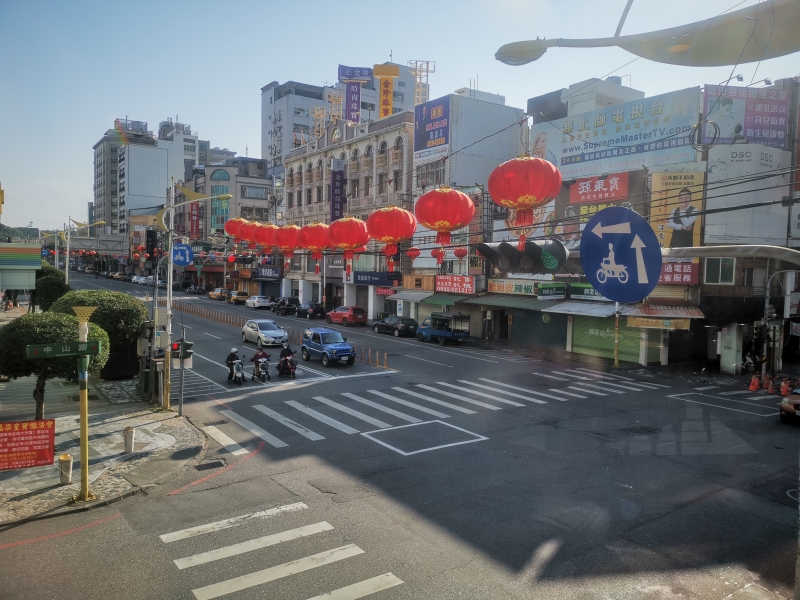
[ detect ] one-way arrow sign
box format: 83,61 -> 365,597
631,234 -> 648,284
591,222 -> 631,238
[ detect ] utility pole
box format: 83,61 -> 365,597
179,325 -> 186,417
164,177 -> 175,411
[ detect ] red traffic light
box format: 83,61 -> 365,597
227,254 -> 236,263
171,342 -> 180,351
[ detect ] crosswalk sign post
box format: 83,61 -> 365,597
581,207 -> 662,368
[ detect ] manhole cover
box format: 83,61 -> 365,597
195,461 -> 225,471
203,420 -> 228,427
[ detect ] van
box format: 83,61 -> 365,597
146,276 -> 155,285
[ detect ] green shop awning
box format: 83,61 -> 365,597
422,294 -> 471,306
461,294 -> 542,311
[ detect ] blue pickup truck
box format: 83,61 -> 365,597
300,327 -> 356,367
416,312 -> 470,346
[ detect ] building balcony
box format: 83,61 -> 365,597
377,154 -> 387,168
362,157 -> 373,171
349,159 -> 360,172
304,173 -> 313,184
313,168 -> 322,182
391,149 -> 404,164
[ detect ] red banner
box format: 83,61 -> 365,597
435,275 -> 474,295
190,202 -> 200,239
569,172 -> 629,204
0,419 -> 55,471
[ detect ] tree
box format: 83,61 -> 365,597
35,275 -> 70,311
30,259 -> 66,313
0,313 -> 109,419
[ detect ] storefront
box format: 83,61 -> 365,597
345,271 -> 402,319
185,264 -> 225,288
252,266 -> 281,297
390,290 -> 432,320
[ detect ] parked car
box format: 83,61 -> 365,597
208,288 -> 226,300
77,266 -> 86,272
241,319 -> 289,346
245,295 -> 272,309
218,289 -> 232,302
273,297 -> 300,316
228,291 -> 249,305
296,302 -> 325,319
373,316 -> 418,337
325,306 -> 367,327
301,327 -> 356,367
416,312 -> 470,346
69,264 -> 78,271
85,267 -> 96,274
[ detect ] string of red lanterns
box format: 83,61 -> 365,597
299,222 -> 330,274
366,206 -> 416,273
328,217 -> 370,275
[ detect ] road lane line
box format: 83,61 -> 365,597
191,544 -> 365,600
568,386 -> 608,396
549,370 -> 597,381
694,386 -> 718,391
589,380 -> 645,392
575,368 -> 671,387
404,355 -> 452,367
174,522 -> 334,569
220,409 -> 288,448
160,502 -> 308,543
665,393 -> 779,416
202,426 -> 249,455
469,379 -> 563,403
416,384 -> 506,409
436,382 -> 532,405
550,388 -> 587,398
284,401 -> 360,434
304,573 -> 404,599
253,405 -> 325,440
367,390 -> 450,418
313,396 -> 392,428
203,332 -> 222,339
391,387 -> 476,414
341,393 -> 422,423
532,373 -> 569,381
719,390 -> 753,395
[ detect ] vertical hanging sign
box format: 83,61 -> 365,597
190,202 -> 200,239
373,64 -> 400,120
330,159 -> 346,222
338,65 -> 373,125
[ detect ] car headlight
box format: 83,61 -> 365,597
782,398 -> 789,406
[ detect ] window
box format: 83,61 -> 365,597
393,91 -> 404,102
211,185 -> 229,197
293,124 -> 309,134
349,180 -> 359,197
705,257 -> 735,284
306,189 -> 313,205
378,174 -> 387,194
363,176 -> 371,196
241,186 -> 268,199
287,192 -> 293,208
361,102 -> 376,112
210,169 -> 230,180
365,145 -> 373,157
416,160 -> 445,188
397,80 -> 406,87
743,267 -> 754,287
316,186 -> 323,203
393,171 -> 402,192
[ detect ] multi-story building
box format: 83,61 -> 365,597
261,64 -> 421,178
93,119 -> 156,235
87,202 -> 95,237
158,118 -> 199,181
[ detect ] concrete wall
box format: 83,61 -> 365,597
125,145 -> 168,214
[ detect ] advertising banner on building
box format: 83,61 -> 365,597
338,65 -> 373,82
378,77 -> 394,118
330,159 -> 346,221
435,275 -> 474,294
414,95 -> 450,160
352,271 -> 401,286
649,172 -> 704,284
254,266 -> 281,279
569,172 -> 629,204
627,316 -> 690,330
533,87 -> 700,177
190,202 -> 200,239
489,278 -> 536,295
345,82 -> 361,124
703,85 -> 791,148
0,419 -> 55,471
569,283 -> 611,301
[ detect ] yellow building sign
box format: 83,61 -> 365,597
627,316 -> 690,330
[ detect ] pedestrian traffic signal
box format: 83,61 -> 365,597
180,340 -> 194,361
477,240 -> 569,274
171,342 -> 180,354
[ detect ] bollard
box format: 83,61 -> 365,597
384,352 -> 388,369
368,348 -> 371,364
124,426 -> 135,453
58,453 -> 73,485
375,351 -> 379,367
361,346 -> 364,362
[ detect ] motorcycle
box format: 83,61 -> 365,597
743,351 -> 758,373
276,352 -> 297,379
596,258 -> 628,284
253,356 -> 271,382
230,357 -> 245,385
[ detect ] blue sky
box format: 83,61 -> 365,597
1,0 -> 796,230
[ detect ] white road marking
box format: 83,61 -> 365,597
416,384 -> 506,409
666,393 -> 780,417
550,388 -> 587,398
367,390 -> 450,419
284,401 -> 360,434
719,390 -> 753,395
471,379 -> 564,403
220,409 -> 288,448
391,387 -> 476,414
568,385 -> 608,396
202,426 -> 249,455
549,370 -> 596,381
313,396 -> 392,428
304,572 -> 403,600
159,502 -> 308,543
575,367 -> 671,388
341,393 -> 422,423
532,373 -> 569,381
203,332 -> 222,339
592,381 -> 645,392
404,355 -> 452,367
361,420 -> 487,456
191,544 -> 365,600
746,395 -> 771,400
175,522 -> 334,569
253,405 -> 325,440
436,381 -> 532,406
694,386 -> 718,391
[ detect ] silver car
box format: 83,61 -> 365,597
241,319 -> 289,346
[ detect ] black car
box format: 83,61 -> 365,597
272,297 -> 300,316
373,316 -> 419,337
296,302 -> 326,319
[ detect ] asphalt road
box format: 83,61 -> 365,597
2,272 -> 799,599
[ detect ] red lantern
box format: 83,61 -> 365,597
367,206 -> 416,273
133,253 -> 140,260
145,253 -> 150,259
328,217 -> 370,275
254,223 -> 278,254
488,156 -> 562,250
274,224 -> 302,271
237,221 -> 257,243
454,247 -> 468,263
224,217 -> 247,238
415,187 -> 475,246
137,245 -> 145,252
406,247 -> 420,260
430,248 -> 445,265
299,223 -> 330,274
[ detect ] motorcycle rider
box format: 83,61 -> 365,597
250,346 -> 271,381
278,343 -> 295,375
225,347 -> 240,382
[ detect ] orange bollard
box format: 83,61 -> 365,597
361,346 -> 364,362
368,348 -> 372,364
749,375 -> 760,392
376,351 -> 380,367
768,378 -> 776,394
762,375 -> 771,390
781,378 -> 790,396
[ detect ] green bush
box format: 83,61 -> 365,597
37,259 -> 65,282
49,290 -> 148,347
0,312 -> 109,419
35,275 -> 70,311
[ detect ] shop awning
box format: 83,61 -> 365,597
621,304 -> 705,319
461,294 -> 542,311
542,301 -> 617,317
422,294 -> 472,306
390,290 -> 433,302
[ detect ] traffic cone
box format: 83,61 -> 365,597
768,378 -> 776,394
762,375 -> 771,390
781,379 -> 790,396
749,375 -> 759,392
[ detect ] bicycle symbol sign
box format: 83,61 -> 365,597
581,206 -> 661,304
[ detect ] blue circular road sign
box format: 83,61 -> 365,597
580,206 -> 662,304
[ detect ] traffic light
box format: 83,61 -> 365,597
171,342 -> 180,355
146,229 -> 157,257
181,340 -> 194,361
477,240 -> 569,275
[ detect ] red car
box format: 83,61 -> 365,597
326,306 -> 368,327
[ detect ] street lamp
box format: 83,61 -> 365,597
718,74 -> 743,86
61,218 -> 105,284
746,78 -> 773,87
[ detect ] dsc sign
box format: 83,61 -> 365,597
435,275 -> 474,295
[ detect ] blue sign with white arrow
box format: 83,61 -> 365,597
41,248 -> 48,258
580,206 -> 662,304
171,244 -> 194,267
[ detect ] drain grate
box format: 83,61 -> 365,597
195,461 -> 225,471
203,420 -> 228,427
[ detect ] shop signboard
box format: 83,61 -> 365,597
330,159 -> 346,221
414,95 -> 450,160
702,84 -> 791,148
570,283 -> 610,301
488,278 -> 536,295
353,271 -> 401,286
435,275 -> 474,295
0,419 -> 55,471
570,172 -> 629,204
376,288 -> 395,296
627,316 -> 690,330
533,87 -> 699,178
537,282 -> 566,300
255,267 -> 281,280
190,202 -> 200,238
239,269 -> 251,279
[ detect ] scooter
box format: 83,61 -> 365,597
743,351 -> 758,373
253,356 -> 271,382
276,353 -> 297,379
231,357 -> 245,385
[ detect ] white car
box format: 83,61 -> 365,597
132,276 -> 144,284
245,296 -> 272,309
241,319 -> 289,346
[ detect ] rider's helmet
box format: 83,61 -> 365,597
283,343 -> 289,348
230,347 -> 238,354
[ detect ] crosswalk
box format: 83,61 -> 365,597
204,368 -> 669,452
159,501 -> 403,599
170,368 -> 228,402
460,349 -> 540,363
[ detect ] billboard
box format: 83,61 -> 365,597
533,87 -> 700,177
414,95 -> 450,160
649,171 -> 704,285
703,85 -> 791,148
190,202 -> 200,239
345,82 -> 361,123
435,275 -> 474,295
330,159 -> 346,221
337,65 -> 373,82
